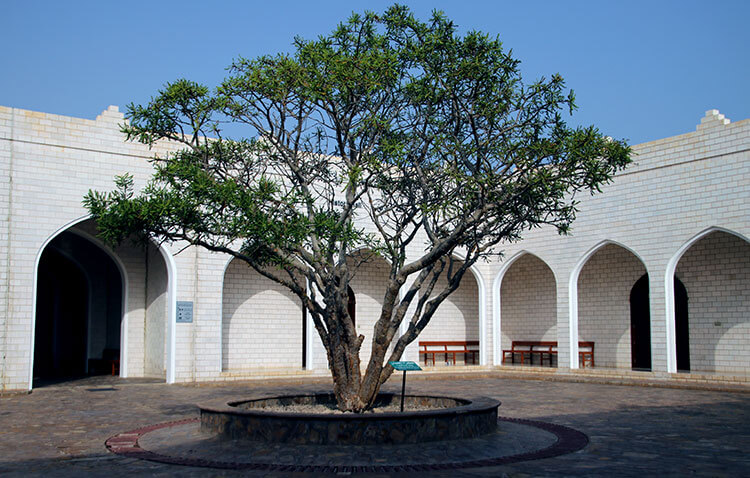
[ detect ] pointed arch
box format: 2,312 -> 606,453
29,215 -> 177,389
568,240 -> 645,370
665,226 -> 750,373
493,251 -> 557,366
492,250 -> 540,365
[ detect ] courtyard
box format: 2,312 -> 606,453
1,372 -> 748,477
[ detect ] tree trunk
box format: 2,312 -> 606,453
327,288 -> 403,412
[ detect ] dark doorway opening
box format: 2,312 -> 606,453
302,305 -> 307,369
674,277 -> 690,372
34,247 -> 89,381
630,274 -> 651,371
34,231 -> 122,386
347,286 -> 356,328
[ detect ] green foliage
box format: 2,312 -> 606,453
85,5 -> 630,409
86,2 -> 630,282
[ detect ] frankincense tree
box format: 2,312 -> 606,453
85,5 -> 630,412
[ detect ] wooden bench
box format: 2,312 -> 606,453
578,341 -> 595,368
501,341 -> 555,366
419,341 -> 479,366
502,341 -> 595,367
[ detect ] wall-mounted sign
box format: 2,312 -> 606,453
176,301 -> 193,323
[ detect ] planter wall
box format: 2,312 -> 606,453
199,393 -> 500,445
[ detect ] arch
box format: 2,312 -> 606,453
28,215 -> 176,389
65,227 -> 130,377
665,227 -> 750,373
492,250 -> 541,365
569,240 -> 645,370
219,255 -> 317,371
411,254 -> 484,366
495,251 -> 557,366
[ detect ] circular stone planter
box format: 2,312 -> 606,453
199,393 -> 500,446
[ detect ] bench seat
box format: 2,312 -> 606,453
502,340 -> 595,367
419,340 -> 479,366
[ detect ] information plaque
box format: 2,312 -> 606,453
388,361 -> 421,412
388,361 -> 422,371
176,301 -> 193,323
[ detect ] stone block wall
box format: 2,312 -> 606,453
1,104 -> 748,390
222,258 -> 303,371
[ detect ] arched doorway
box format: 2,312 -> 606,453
630,274 -> 651,371
671,229 -> 748,374
33,231 -> 123,384
577,243 -> 647,370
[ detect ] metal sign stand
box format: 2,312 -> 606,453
388,361 -> 422,412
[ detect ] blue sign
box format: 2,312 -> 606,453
176,301 -> 193,323
389,361 -> 422,371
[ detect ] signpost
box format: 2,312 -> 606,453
388,361 -> 422,412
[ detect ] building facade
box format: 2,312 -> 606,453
0,105 -> 748,393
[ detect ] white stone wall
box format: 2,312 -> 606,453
500,254 -> 557,351
577,244 -> 647,369
0,106 -> 184,390
676,231 -> 750,373
222,258 -> 303,371
1,104 -> 748,390
491,110 -> 750,372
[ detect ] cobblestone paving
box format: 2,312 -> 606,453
1,374 -> 749,477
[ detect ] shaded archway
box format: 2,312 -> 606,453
33,230 -> 123,383
671,229 -> 750,374
30,217 -> 175,388
499,253 -> 557,366
576,243 -> 647,370
419,257 -> 481,367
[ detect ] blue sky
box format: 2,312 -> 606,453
2,0 -> 748,145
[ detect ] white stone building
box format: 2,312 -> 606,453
0,105 -> 748,393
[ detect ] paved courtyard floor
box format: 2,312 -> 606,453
1,373 -> 749,477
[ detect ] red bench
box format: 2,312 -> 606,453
419,341 -> 479,366
502,341 -> 595,367
578,341 -> 595,368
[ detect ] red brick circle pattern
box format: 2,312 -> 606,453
105,416 -> 588,472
